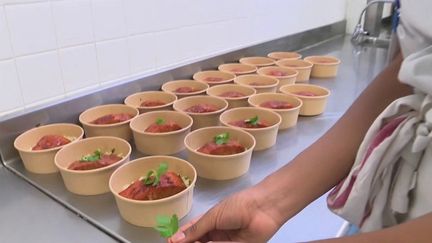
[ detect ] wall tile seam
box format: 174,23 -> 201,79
0,1 -> 49,7
49,0 -> 67,95
2,4 -> 26,111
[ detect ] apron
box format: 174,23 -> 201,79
327,0 -> 432,231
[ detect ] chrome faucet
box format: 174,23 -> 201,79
351,0 -> 395,47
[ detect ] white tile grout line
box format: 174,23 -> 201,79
2,4 -> 26,111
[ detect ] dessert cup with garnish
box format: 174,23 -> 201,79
130,110 -> 193,155
109,156 -> 197,227
55,136 -> 131,195
219,107 -> 281,151
184,127 -> 255,180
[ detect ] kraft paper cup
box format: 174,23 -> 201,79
124,91 -> 177,114
239,56 -> 275,67
218,63 -> 257,75
276,59 -> 313,82
267,51 -> 302,60
192,70 -> 235,86
248,93 -> 302,130
173,95 -> 228,130
109,156 -> 197,227
279,84 -> 330,116
220,107 -> 281,151
161,80 -> 209,99
234,74 -> 279,94
79,104 -> 139,141
184,126 -> 255,180
54,136 -> 131,195
130,111 -> 193,155
14,123 -> 84,174
206,84 -> 256,109
257,66 -> 299,89
304,56 -> 341,78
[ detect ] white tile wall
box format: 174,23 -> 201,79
52,0 -> 94,48
5,2 -> 57,56
0,0 -> 346,117
96,38 -> 129,83
123,0 -> 158,34
15,51 -> 64,105
92,0 -> 126,41
127,33 -> 156,73
0,60 -> 24,113
0,7 -> 13,60
59,44 -> 98,92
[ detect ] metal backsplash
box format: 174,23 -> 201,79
0,21 -> 345,165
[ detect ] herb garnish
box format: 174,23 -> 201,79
245,115 -> 259,126
214,132 -> 230,145
80,149 -> 102,162
142,163 -> 168,186
154,214 -> 179,238
156,118 -> 165,125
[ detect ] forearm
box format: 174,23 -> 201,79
252,53 -> 413,226
313,212 -> 432,243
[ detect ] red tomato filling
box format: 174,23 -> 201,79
91,113 -> 134,125
197,140 -> 246,155
145,121 -> 182,133
174,87 -> 196,93
204,77 -> 224,82
185,104 -> 219,113
32,135 -> 71,151
260,100 -> 293,109
68,154 -> 122,171
229,120 -> 269,128
119,172 -> 187,200
219,91 -> 246,98
267,70 -> 288,76
140,100 -> 166,107
293,91 -> 317,96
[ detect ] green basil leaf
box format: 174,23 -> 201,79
154,214 -> 179,238
80,149 -> 102,162
214,132 -> 230,145
245,115 -> 259,126
156,118 -> 165,125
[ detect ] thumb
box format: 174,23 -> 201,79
170,211 -> 217,243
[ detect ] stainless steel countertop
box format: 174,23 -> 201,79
0,35 -> 389,243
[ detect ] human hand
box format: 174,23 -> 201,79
169,188 -> 281,243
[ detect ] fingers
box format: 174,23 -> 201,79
170,210 -> 217,243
